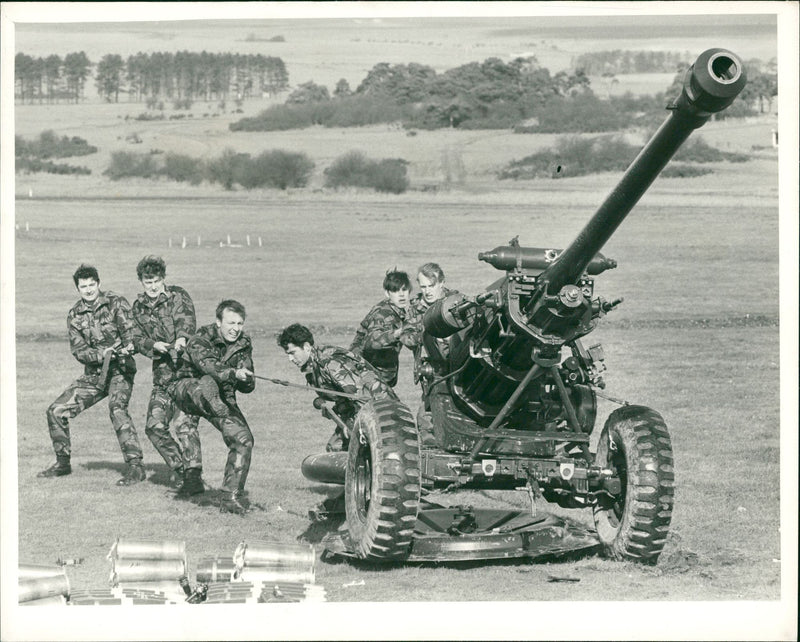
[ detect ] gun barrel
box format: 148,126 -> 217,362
540,48 -> 746,292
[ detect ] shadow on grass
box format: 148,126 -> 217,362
81,460 -> 128,476
82,460 -> 177,490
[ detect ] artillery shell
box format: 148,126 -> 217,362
18,575 -> 70,603
233,541 -> 315,582
108,538 -> 186,561
111,559 -> 186,584
20,595 -> 67,606
195,556 -> 236,583
18,563 -> 67,581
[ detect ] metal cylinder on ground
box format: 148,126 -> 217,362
232,541 -> 316,584
107,538 -> 188,587
20,595 -> 67,606
195,556 -> 236,584
111,559 -> 187,584
108,538 -> 186,561
18,563 -> 68,581
18,575 -> 70,603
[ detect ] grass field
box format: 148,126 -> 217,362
5,12 -> 793,641
13,149 -> 782,605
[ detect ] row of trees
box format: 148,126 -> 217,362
102,148 -> 408,193
572,49 -> 694,75
15,52 -> 91,103
14,51 -> 289,104
234,52 -> 778,133
235,57 -> 596,131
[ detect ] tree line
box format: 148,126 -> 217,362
571,49 -> 694,75
15,52 -> 91,103
233,56 -> 597,132
232,53 -> 778,133
14,51 -> 289,104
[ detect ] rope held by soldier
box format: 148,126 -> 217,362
250,373 -> 366,401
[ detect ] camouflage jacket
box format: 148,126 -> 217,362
408,288 -> 456,369
131,285 -> 196,387
350,299 -> 420,384
183,323 -> 255,404
301,345 -> 396,415
67,291 -> 137,378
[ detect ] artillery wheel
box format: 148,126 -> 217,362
345,399 -> 421,561
592,405 -> 674,564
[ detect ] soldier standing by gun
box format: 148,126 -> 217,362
278,323 -> 398,452
167,300 -> 255,515
408,262 -> 457,446
39,264 -> 146,486
409,262 -> 457,374
349,270 -> 420,387
131,256 -> 204,498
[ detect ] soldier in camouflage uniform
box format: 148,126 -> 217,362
167,299 -> 255,515
278,323 -> 398,452
39,264 -> 146,486
350,270 -> 420,387
408,262 -> 457,374
131,256 -> 204,498
408,262 -> 457,447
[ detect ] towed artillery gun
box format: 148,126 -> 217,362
303,49 -> 746,563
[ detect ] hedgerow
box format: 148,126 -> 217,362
324,151 -> 409,193
103,148 -> 315,190
16,131 -> 97,160
499,134 -> 749,180
16,158 -> 91,175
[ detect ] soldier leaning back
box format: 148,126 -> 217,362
39,264 -> 146,486
131,255 -> 204,498
167,299 -> 255,515
278,323 -> 397,452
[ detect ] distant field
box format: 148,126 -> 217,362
14,95 -> 779,194
13,16 -> 778,92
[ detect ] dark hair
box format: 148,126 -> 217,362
383,269 -> 411,292
418,262 -> 445,283
73,264 -> 99,287
137,255 -> 166,280
216,299 -> 246,321
277,323 -> 314,349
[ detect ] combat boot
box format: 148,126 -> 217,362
199,375 -> 230,416
219,490 -> 250,515
175,468 -> 205,498
169,466 -> 185,489
37,455 -> 72,478
117,460 -> 146,486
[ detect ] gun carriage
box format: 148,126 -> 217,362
304,49 -> 746,563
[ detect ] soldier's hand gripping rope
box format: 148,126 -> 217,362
312,398 -> 351,442
99,340 -> 132,391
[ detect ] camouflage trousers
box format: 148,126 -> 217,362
146,386 -> 202,472
168,378 -> 253,493
46,373 -> 143,462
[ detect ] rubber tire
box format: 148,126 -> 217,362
345,399 -> 421,561
592,405 -> 674,564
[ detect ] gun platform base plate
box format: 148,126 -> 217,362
321,501 -> 600,563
